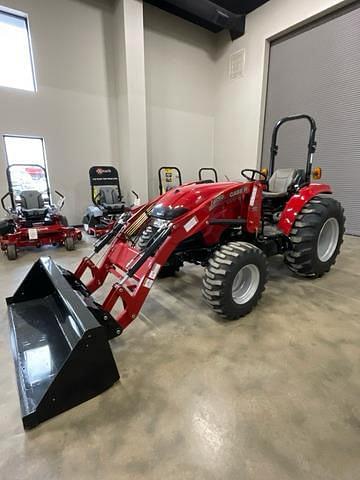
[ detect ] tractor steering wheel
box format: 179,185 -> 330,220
241,169 -> 267,182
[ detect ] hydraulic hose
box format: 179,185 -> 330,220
127,225 -> 171,278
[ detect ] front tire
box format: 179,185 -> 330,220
285,196 -> 345,277
7,244 -> 17,261
64,236 -> 75,251
202,242 -> 268,319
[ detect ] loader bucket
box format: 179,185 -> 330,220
6,257 -> 120,429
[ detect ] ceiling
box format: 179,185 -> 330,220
78,0 -> 270,39
143,0 -> 270,39
212,0 -> 270,15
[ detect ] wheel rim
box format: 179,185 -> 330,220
317,217 -> 339,263
232,264 -> 260,305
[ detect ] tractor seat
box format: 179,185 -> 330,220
98,187 -> 125,213
263,169 -> 305,198
20,190 -> 48,220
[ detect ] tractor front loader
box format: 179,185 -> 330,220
6,115 -> 345,429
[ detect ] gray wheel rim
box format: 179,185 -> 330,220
317,217 -> 339,263
232,264 -> 260,305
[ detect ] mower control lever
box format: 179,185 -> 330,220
55,190 -> 65,210
1,192 -> 11,214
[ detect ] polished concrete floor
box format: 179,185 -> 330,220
0,235 -> 360,480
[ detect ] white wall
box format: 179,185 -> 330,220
213,0 -> 347,179
0,0 -> 118,224
144,3 -> 217,198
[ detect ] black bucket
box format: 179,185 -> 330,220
6,257 -> 120,429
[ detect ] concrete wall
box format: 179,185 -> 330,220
213,0 -> 347,179
144,4 -> 217,198
0,0 -> 118,224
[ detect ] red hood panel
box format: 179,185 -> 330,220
156,182 -> 242,210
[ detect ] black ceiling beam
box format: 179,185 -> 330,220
145,0 -> 246,40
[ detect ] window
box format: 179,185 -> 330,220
4,136 -> 48,197
0,8 -> 36,91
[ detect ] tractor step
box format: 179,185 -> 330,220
7,257 -> 119,429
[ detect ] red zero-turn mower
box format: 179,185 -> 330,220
82,166 -> 126,237
0,164 -> 81,260
7,115 -> 345,428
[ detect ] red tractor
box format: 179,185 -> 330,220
7,115 -> 345,428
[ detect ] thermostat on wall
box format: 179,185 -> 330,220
229,49 -> 245,79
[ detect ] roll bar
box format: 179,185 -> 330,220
198,168 -> 218,183
269,114 -> 317,183
158,166 -> 182,195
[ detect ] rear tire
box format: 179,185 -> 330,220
7,244 -> 17,261
202,242 -> 268,319
64,237 -> 75,251
285,196 -> 345,277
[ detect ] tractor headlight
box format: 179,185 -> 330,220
152,203 -> 189,220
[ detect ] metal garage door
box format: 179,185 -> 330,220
262,3 -> 360,235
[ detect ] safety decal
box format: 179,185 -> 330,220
149,263 -> 161,280
184,216 -> 199,232
28,228 -> 38,240
249,185 -> 258,207
144,278 -> 154,289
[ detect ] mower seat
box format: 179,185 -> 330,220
20,190 -> 48,221
98,187 -> 125,214
263,169 -> 305,198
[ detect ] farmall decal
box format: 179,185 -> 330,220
210,187 -> 249,211
210,194 -> 225,211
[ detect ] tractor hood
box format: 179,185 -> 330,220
152,181 -> 239,220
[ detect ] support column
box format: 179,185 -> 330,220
113,0 -> 148,204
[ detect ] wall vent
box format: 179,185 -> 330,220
229,49 -> 245,79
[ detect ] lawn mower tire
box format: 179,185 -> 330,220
64,237 -> 75,251
7,244 -> 17,261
